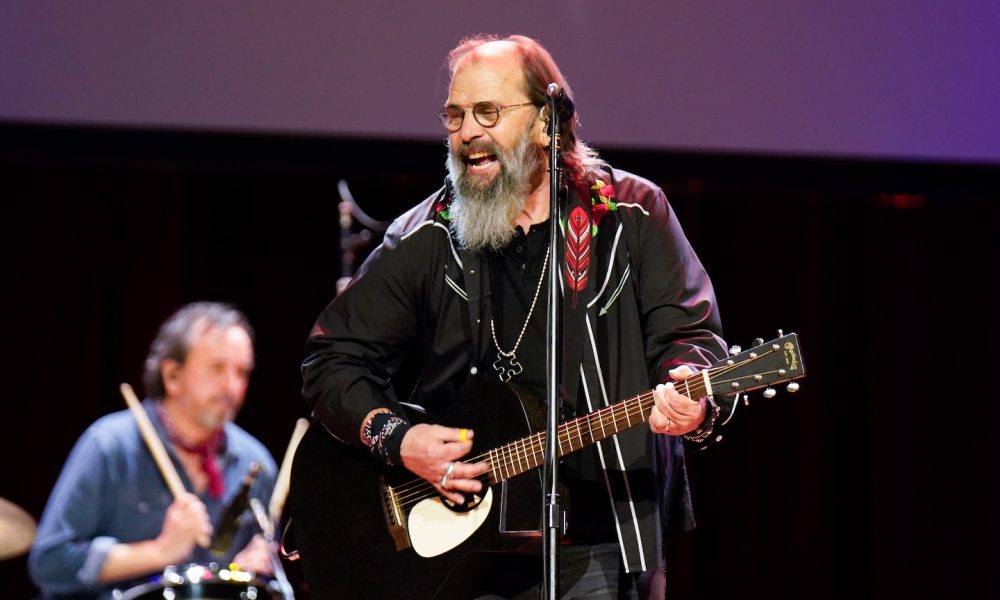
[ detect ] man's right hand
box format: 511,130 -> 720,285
98,492 -> 213,585
155,492 -> 213,564
399,424 -> 490,505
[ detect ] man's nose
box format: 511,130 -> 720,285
457,110 -> 485,142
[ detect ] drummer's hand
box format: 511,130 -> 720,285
232,534 -> 273,576
399,424 -> 490,505
155,492 -> 212,563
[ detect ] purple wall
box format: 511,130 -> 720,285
2,1 -> 998,162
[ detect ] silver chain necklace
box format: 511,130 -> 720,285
491,247 -> 550,382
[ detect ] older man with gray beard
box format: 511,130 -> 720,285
446,110 -> 546,252
296,33 -> 729,600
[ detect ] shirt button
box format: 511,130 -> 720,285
469,366 -> 479,375
515,245 -> 524,254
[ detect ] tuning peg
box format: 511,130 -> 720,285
728,344 -> 742,355
777,329 -> 784,336
742,393 -> 750,406
786,382 -> 800,393
762,387 -> 776,399
752,337 -> 764,347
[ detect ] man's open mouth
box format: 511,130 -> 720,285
464,151 -> 498,169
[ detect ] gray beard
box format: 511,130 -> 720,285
445,127 -> 543,252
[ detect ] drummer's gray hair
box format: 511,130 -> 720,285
142,302 -> 254,400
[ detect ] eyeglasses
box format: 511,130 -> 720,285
437,101 -> 537,132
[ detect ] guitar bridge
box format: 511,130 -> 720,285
380,480 -> 412,551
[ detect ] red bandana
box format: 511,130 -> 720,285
156,405 -> 227,500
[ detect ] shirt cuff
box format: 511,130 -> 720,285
78,535 -> 117,587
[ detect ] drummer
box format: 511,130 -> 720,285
29,302 -> 277,599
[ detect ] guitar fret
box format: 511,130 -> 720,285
500,446 -> 511,480
515,436 -> 526,475
488,448 -> 498,484
509,443 -> 519,477
510,438 -> 520,477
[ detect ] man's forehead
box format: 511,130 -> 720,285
188,322 -> 251,352
448,44 -> 526,102
465,40 -> 520,61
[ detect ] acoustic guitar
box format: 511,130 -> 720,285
288,332 -> 805,599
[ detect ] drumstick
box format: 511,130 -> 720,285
120,382 -> 209,548
268,418 -> 310,521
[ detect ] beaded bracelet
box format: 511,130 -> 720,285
683,395 -> 720,443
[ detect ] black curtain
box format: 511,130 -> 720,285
1,124 -> 994,599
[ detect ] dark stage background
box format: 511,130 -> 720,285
1,123 -> 995,598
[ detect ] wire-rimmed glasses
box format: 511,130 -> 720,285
438,101 -> 536,132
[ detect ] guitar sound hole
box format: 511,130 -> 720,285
441,491 -> 484,513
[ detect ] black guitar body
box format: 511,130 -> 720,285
288,333 -> 806,599
288,381 -> 545,600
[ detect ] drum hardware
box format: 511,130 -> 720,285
114,562 -> 284,599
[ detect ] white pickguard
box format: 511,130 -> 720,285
407,488 -> 493,557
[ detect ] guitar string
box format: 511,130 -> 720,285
387,358 -> 764,508
386,353 -> 769,507
390,394 -> 677,508
387,350 -> 778,507
328,355 -> 765,521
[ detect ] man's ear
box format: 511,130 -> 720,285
161,360 -> 181,394
538,106 -> 552,147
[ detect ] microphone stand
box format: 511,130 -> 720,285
542,82 -> 567,600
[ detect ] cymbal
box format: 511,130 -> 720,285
0,496 -> 37,560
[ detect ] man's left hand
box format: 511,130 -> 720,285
232,534 -> 273,576
648,366 -> 706,436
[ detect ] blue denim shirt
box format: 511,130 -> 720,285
29,400 -> 276,599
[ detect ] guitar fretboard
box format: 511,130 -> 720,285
483,377 -> 709,484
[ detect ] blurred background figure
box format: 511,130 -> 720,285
28,302 -> 277,599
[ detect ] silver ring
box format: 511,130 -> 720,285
439,461 -> 456,488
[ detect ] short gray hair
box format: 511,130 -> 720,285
142,302 -> 254,399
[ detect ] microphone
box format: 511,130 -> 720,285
546,83 -> 575,124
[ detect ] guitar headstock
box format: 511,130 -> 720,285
708,331 -> 806,399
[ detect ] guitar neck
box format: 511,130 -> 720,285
480,332 -> 805,485
484,378 -> 710,484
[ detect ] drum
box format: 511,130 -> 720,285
116,563 -> 283,599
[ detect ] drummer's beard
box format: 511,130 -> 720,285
445,122 -> 544,252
